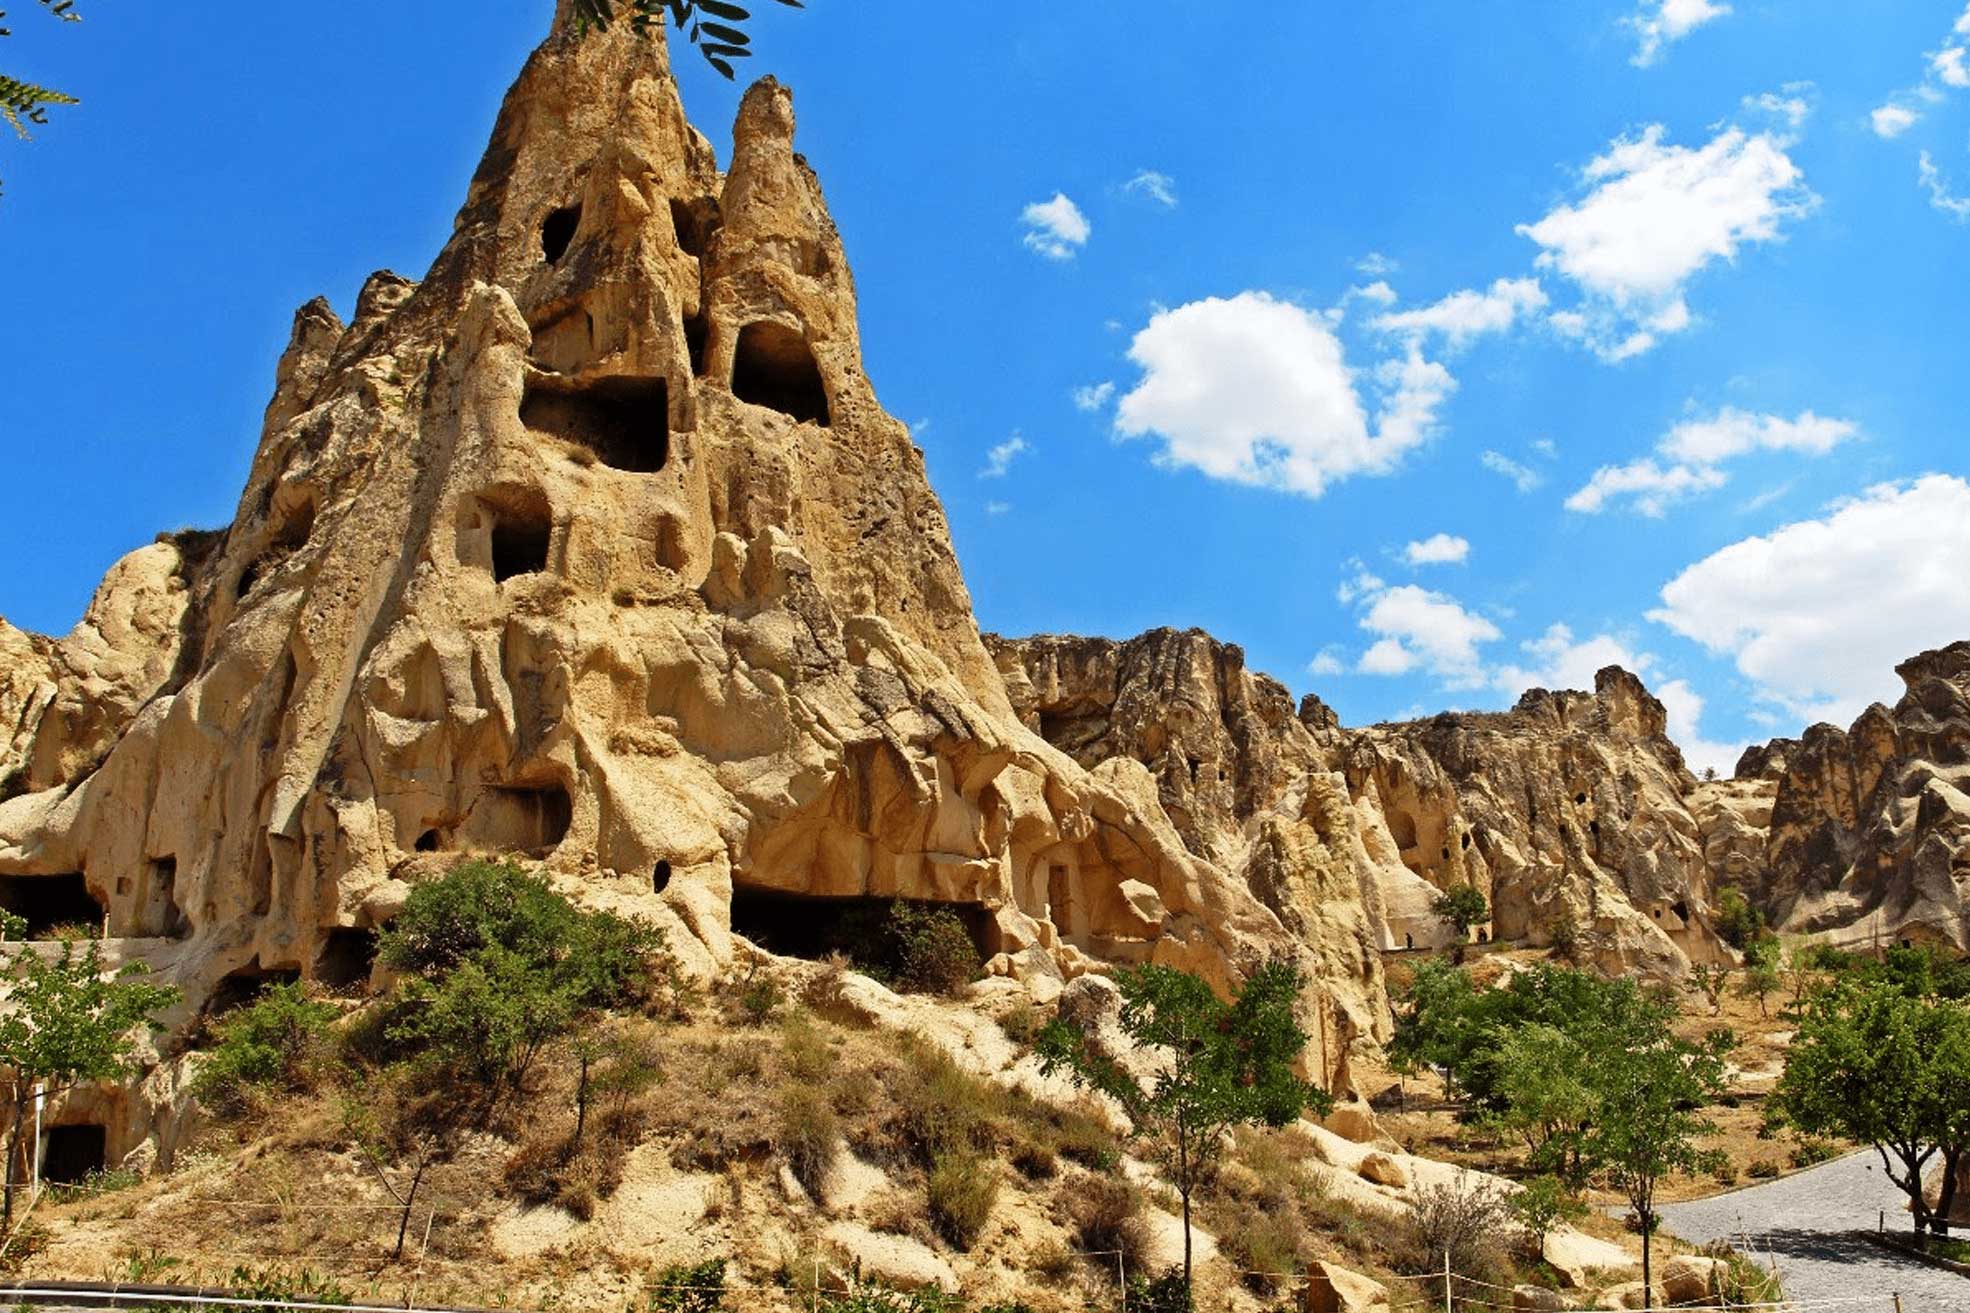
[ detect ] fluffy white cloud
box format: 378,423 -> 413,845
1372,278 -> 1548,350
984,500 -> 1011,516
1352,583 -> 1502,687
1356,252 -> 1398,276
1742,86 -> 1814,130
1630,0 -> 1731,67
1920,151 -> 1970,221
978,435 -> 1030,478
1403,533 -> 1471,566
1481,449 -> 1543,493
1654,679 -> 1747,779
1113,292 -> 1455,498
1307,648 -> 1347,677
1124,170 -> 1178,207
1518,126 -> 1815,359
1650,475 -> 1970,724
1933,45 -> 1970,88
1019,193 -> 1089,260
1494,623 -> 1649,696
1568,407 -> 1858,515
1072,381 -> 1115,412
1872,104 -> 1920,138
1566,460 -> 1728,517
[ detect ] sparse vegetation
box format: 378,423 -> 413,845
192,981 -> 339,1113
1432,883 -> 1490,940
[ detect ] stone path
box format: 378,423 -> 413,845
1656,1150 -> 1970,1311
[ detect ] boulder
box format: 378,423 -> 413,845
1358,1151 -> 1409,1189
1301,1260 -> 1390,1313
1659,1255 -> 1725,1304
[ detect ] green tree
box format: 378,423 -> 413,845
0,912 -> 181,1225
1713,886 -> 1765,951
1577,1025 -> 1733,1307
1432,883 -> 1489,941
376,859 -> 665,1112
1036,959 -> 1329,1291
1738,938 -> 1783,1018
1507,1174 -> 1585,1262
192,980 -> 340,1113
1,1 -> 82,197
572,0 -> 805,80
1769,979 -> 1970,1235
1494,1023 -> 1597,1187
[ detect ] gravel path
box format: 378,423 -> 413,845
1656,1150 -> 1970,1311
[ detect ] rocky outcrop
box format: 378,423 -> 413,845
0,3 -> 1387,1170
1748,642 -> 1970,949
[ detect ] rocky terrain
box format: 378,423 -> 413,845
1,0 -> 1967,1211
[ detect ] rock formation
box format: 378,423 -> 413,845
0,5 -> 1377,1167
1743,642 -> 1970,949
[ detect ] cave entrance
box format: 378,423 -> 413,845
731,322 -> 830,427
0,874 -> 104,939
521,377 -> 669,473
463,783 -> 572,856
315,927 -> 379,991
40,1124 -> 106,1185
541,204 -> 581,265
206,961 -> 302,1017
482,487 -> 553,582
139,857 -> 191,939
729,887 -> 993,962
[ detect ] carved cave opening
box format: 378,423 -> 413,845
0,873 -> 105,939
484,488 -> 553,583
463,783 -> 572,856
731,321 -> 830,427
315,927 -> 379,991
683,311 -> 709,377
669,197 -> 713,258
140,857 -> 191,939
541,204 -> 582,265
40,1124 -> 106,1184
729,886 -> 993,963
206,960 -> 302,1016
653,860 -> 672,894
521,377 -> 669,474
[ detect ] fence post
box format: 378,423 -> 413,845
1442,1249 -> 1451,1313
1894,1294 -> 1904,1313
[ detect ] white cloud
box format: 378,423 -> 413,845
1019,193 -> 1090,260
1480,449 -> 1543,494
1518,125 -> 1816,359
1307,648 -> 1347,677
1568,407 -> 1858,516
985,500 -> 1012,516
1124,170 -> 1178,207
1871,104 -> 1920,138
979,434 -> 1030,479
1495,623 -> 1650,695
1566,460 -> 1728,517
1920,151 -> 1970,221
1112,291 -> 1455,498
1629,0 -> 1731,67
1403,533 -> 1471,566
1530,437 -> 1559,458
1352,583 -> 1502,688
1655,678 -> 1747,779
1072,381 -> 1115,412
1933,46 -> 1970,89
1336,564 -> 1386,605
1650,475 -> 1970,724
1372,277 -> 1548,350
1742,85 -> 1815,130
1356,252 -> 1398,276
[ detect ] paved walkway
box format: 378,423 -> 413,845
1656,1150 -> 1970,1311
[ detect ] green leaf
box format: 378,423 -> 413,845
699,21 -> 750,45
700,42 -> 751,59
705,54 -> 735,78
696,0 -> 751,20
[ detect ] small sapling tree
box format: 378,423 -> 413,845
1036,958 -> 1329,1292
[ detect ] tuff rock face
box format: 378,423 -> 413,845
0,8 -> 1369,1162
1748,641 -> 1970,948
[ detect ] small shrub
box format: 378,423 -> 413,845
780,1013 -> 832,1083
740,975 -> 782,1025
1028,1241 -> 1077,1282
1219,1201 -> 1304,1294
827,900 -> 982,996
1407,1174 -> 1509,1279
1506,1176 -> 1585,1260
648,1257 -> 728,1313
192,981 -> 339,1114
817,1285 -> 962,1313
777,1085 -> 839,1201
1712,1160 -> 1740,1187
45,1167 -> 142,1205
927,1152 -> 999,1250
1747,1159 -> 1781,1179
1063,1175 -> 1149,1280
1122,1269 -> 1192,1313
997,1003 -> 1045,1048
1788,1138 -> 1837,1169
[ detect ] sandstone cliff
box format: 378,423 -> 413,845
1744,641 -> 1970,949
0,6 -> 1375,1164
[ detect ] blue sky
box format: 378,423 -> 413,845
4,2 -> 1970,773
